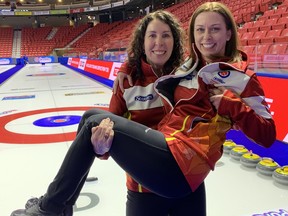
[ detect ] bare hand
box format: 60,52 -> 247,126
112,72 -> 133,94
209,86 -> 226,110
91,118 -> 114,155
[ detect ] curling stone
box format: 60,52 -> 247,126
240,151 -> 261,168
256,157 -> 280,176
229,145 -> 249,160
272,166 -> 288,185
223,140 -> 237,154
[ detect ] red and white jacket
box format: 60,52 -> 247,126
154,51 -> 276,191
109,59 -> 168,193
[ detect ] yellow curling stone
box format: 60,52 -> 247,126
256,157 -> 280,176
240,152 -> 261,168
229,145 -> 249,160
272,166 -> 288,185
223,140 -> 237,154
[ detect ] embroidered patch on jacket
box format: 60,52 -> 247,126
134,94 -> 154,102
218,71 -> 230,78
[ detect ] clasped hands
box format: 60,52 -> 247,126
91,118 -> 115,155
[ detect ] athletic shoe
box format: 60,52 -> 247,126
10,204 -> 62,216
11,196 -> 73,216
25,197 -> 73,216
25,197 -> 42,209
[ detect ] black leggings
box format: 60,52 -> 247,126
127,185 -> 206,216
41,109 -> 192,214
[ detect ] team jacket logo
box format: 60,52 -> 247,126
218,71 -> 230,78
135,94 -> 154,102
212,71 -> 231,84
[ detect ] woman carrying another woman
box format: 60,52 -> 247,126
11,2 -> 276,216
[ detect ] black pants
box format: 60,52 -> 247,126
127,184 -> 206,216
41,109 -> 194,214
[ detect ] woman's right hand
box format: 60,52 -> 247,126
112,72 -> 133,94
91,118 -> 114,155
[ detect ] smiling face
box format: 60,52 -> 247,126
144,19 -> 174,70
194,11 -> 231,63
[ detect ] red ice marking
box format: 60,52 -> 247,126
53,119 -> 67,123
0,106 -> 108,144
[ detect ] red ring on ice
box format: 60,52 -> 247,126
0,107 -> 108,144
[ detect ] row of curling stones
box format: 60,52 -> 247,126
223,140 -> 288,185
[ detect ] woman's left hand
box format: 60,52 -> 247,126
112,72 -> 133,94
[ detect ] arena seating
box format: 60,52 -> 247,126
241,45 -> 256,57
240,21 -> 255,33
274,28 -> 288,42
247,30 -> 268,45
249,20 -> 266,32
240,32 -> 255,46
273,15 -> 288,29
0,27 -> 13,57
268,43 -> 288,54
270,6 -> 288,18
20,24 -> 89,56
259,17 -> 278,31
261,29 -> 282,43
259,8 -> 277,20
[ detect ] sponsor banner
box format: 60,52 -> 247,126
250,208 -> 288,216
263,54 -> 288,63
85,6 -> 98,11
99,4 -> 111,10
258,76 -> 288,143
83,59 -> 114,79
67,58 -> 122,81
50,9 -> 68,15
70,8 -> 84,13
0,11 -> 14,15
2,95 -> 35,100
78,58 -> 87,70
109,62 -> 122,81
0,58 -> 12,65
112,1 -> 124,7
32,56 -> 56,63
68,58 -> 80,67
14,11 -> 33,16
33,10 -> 50,15
67,57 -> 72,65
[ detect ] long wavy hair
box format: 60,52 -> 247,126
188,2 -> 242,64
127,10 -> 185,80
